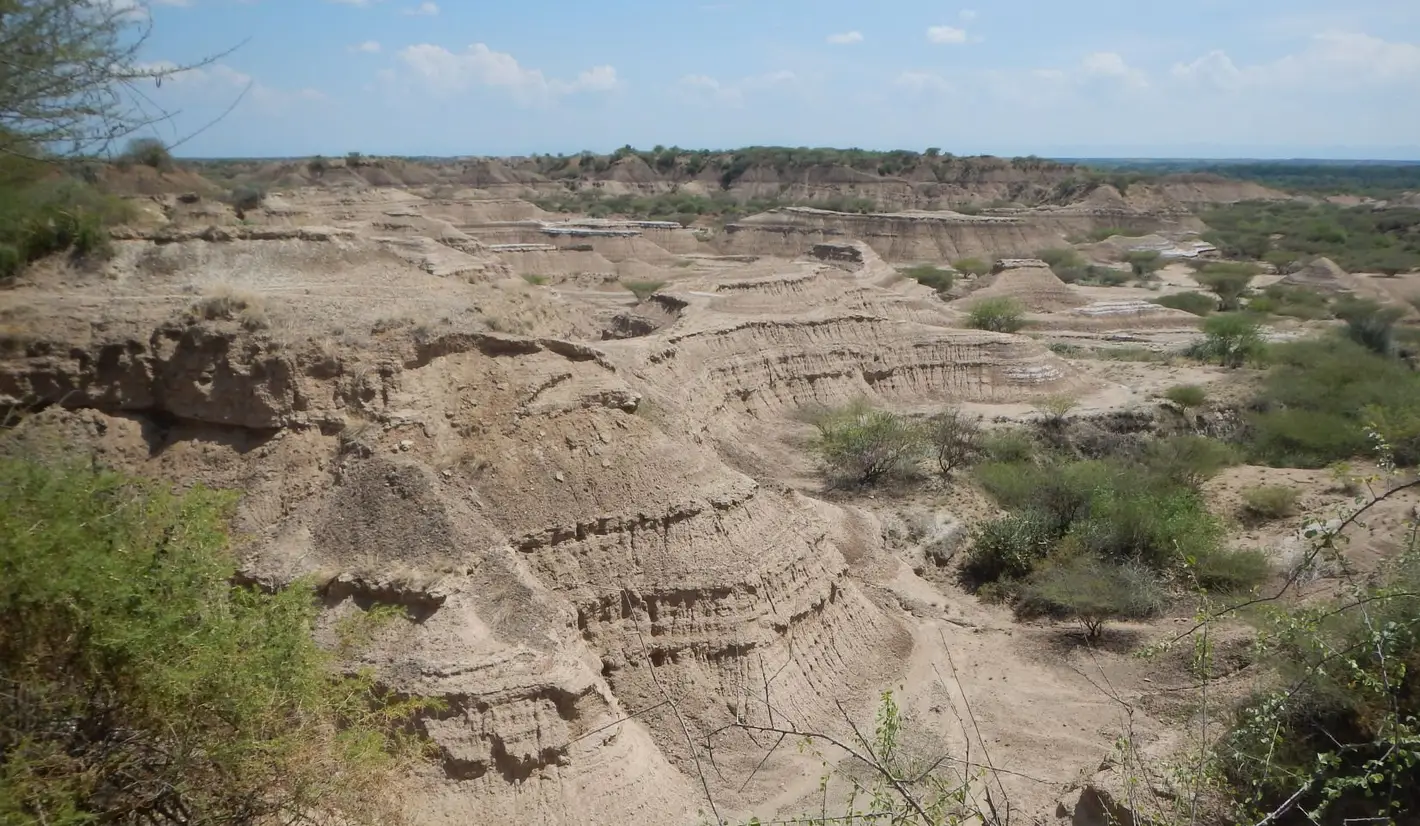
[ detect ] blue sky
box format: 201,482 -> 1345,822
130,0 -> 1420,159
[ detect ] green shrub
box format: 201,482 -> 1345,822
118,136 -> 173,170
621,279 -> 666,301
1197,312 -> 1265,368
1140,435 -> 1239,488
1153,291 -> 1217,316
1195,262 -> 1259,311
1221,544 -> 1420,818
900,264 -> 955,294
966,296 -> 1026,333
521,273 -> 549,286
1037,248 -> 1084,270
975,458 -> 1113,531
811,404 -> 926,485
952,257 -> 992,277
1125,250 -> 1165,280
963,510 -> 1058,585
1335,297 -> 1406,356
1164,384 -> 1208,409
1248,336 -> 1420,467
1249,409 -> 1372,469
1016,555 -> 1167,641
1252,284 -> 1331,320
0,244 -> 19,281
1241,485 -> 1300,521
1186,547 -> 1271,594
1066,486 -> 1225,570
0,457 -> 431,826
979,428 -> 1038,463
228,185 -> 265,212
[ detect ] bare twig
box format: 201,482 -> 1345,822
620,588 -> 722,825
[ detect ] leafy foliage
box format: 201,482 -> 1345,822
621,279 -> 666,301
1202,200 -> 1420,274
0,155 -> 129,281
1248,336 -> 1420,467
1222,535 -> 1420,821
1241,485 -> 1300,520
900,264 -> 955,295
1125,250 -> 1165,280
1195,262 -> 1260,312
1017,555 -> 1167,640
1164,384 -> 1208,409
951,257 -> 993,277
0,457 -> 432,826
1197,312 -> 1265,368
1152,291 -> 1218,316
809,402 -> 926,485
117,137 -> 172,170
965,296 -> 1026,333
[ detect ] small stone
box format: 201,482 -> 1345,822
554,472 -> 566,483
398,440 -> 413,452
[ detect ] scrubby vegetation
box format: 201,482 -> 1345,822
1241,484 -> 1300,521
1164,384 -> 1208,410
1220,527 -> 1420,822
1197,312 -> 1265,368
1194,261 -> 1260,312
1247,335 -> 1420,468
0,456 -> 430,826
899,264 -> 955,295
1246,283 -> 1332,320
963,430 -> 1254,623
965,296 -> 1026,333
0,154 -> 130,281
808,402 -> 925,486
1016,556 -> 1167,641
621,279 -> 666,301
533,189 -> 878,224
1036,247 -> 1130,285
1202,201 -> 1420,274
951,257 -> 993,277
1152,291 -> 1217,316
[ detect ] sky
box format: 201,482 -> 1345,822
125,0 -> 1420,159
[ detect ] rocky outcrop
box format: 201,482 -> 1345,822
954,259 -> 1087,312
718,207 -> 1065,262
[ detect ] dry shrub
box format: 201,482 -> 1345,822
191,284 -> 270,331
1242,485 -> 1301,521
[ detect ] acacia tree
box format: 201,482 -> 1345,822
0,0 -> 233,159
1195,262 -> 1259,312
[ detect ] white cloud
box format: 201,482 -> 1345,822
959,9 -> 978,21
1081,51 -> 1147,88
895,71 -> 950,92
1172,31 -> 1420,91
827,31 -> 863,45
926,26 -> 967,45
679,70 -> 796,106
350,40 -> 382,53
152,0 -> 194,6
404,1 -> 438,15
397,43 -> 619,103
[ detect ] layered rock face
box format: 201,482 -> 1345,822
713,203 -> 1202,263
0,177 -> 1115,824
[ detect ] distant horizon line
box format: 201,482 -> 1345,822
175,151 -> 1420,164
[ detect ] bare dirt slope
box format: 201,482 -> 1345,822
3,181 -> 1396,826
